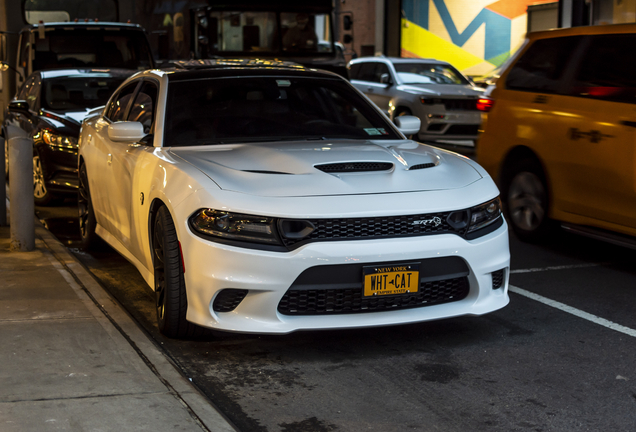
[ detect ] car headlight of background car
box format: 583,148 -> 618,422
42,130 -> 79,150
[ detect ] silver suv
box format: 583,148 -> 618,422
348,57 -> 485,144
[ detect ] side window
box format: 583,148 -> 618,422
375,63 -> 390,83
18,33 -> 29,69
16,76 -> 33,100
505,36 -> 582,94
567,34 -> 636,104
26,77 -> 40,110
357,63 -> 378,82
349,63 -> 362,80
106,82 -> 139,122
128,81 -> 158,134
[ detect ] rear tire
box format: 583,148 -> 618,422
153,206 -> 200,339
503,158 -> 554,242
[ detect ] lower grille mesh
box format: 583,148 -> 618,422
278,277 -> 469,315
492,269 -> 505,289
213,289 -> 249,312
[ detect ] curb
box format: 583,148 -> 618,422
34,218 -> 238,432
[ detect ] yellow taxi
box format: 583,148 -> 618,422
477,23 -> 636,246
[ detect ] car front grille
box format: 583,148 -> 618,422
278,257 -> 470,315
442,99 -> 478,111
280,211 -> 463,248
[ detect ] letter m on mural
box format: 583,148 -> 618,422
401,0 -> 553,75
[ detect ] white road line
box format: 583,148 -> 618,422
510,262 -> 607,274
509,285 -> 636,338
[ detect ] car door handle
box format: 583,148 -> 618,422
367,87 -> 374,92
620,120 -> 636,128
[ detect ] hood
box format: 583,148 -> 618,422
399,84 -> 484,97
170,139 -> 482,197
41,108 -> 94,127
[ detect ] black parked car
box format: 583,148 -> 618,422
3,69 -> 131,205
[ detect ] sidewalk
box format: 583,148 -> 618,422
0,203 -> 237,432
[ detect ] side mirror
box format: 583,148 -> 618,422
108,121 -> 146,143
380,73 -> 392,85
394,115 -> 421,137
8,100 -> 30,114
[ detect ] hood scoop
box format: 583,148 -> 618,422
315,162 -> 394,173
409,162 -> 436,171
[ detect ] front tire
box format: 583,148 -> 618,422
33,154 -> 58,206
78,164 -> 98,249
504,159 -> 554,242
153,206 -> 199,339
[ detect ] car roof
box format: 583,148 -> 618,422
527,22 -> 636,40
160,59 -> 343,82
38,68 -> 135,80
21,22 -> 145,32
350,56 -> 450,66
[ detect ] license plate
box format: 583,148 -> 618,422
363,263 -> 420,297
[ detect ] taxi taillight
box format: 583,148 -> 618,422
477,98 -> 494,112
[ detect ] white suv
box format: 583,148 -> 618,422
348,57 -> 485,145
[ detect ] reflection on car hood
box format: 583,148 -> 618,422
63,109 -> 96,125
170,139 -> 482,197
398,84 -> 484,97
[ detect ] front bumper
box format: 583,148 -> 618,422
180,221 -> 510,334
416,110 -> 481,142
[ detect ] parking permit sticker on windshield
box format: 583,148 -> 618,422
276,80 -> 291,87
364,128 -> 389,136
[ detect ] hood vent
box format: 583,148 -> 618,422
409,163 -> 436,171
241,170 -> 292,175
315,162 -> 393,173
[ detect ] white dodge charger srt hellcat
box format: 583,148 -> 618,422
77,60 -> 509,338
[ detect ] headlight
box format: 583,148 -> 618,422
189,209 -> 281,245
467,197 -> 502,233
42,130 -> 78,149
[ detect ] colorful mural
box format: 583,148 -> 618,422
401,0 -> 554,75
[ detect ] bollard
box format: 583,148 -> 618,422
0,136 -> 6,226
8,136 -> 34,251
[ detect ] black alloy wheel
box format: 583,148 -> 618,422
153,206 -> 200,339
78,164 -> 98,249
32,152 -> 58,206
505,159 -> 554,242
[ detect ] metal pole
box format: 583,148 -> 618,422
0,135 -> 6,226
8,136 -> 34,251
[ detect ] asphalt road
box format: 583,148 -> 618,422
36,200 -> 636,432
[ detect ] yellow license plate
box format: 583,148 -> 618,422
363,263 -> 420,297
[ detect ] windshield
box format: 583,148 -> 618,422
195,11 -> 333,57
394,63 -> 469,85
33,29 -> 153,71
42,75 -> 126,111
164,76 -> 400,146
